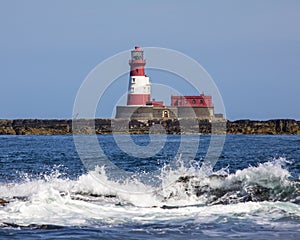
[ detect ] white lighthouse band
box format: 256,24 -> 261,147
129,76 -> 151,95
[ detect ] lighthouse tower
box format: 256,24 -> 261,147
127,46 -> 151,105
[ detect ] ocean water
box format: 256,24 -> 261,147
0,134 -> 299,239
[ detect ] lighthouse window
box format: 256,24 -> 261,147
200,99 -> 204,104
192,99 -> 196,104
132,78 -> 135,83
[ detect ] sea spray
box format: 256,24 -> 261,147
0,154 -> 299,231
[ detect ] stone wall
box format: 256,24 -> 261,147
152,107 -> 178,119
115,106 -> 153,119
115,106 -> 214,119
177,107 -> 214,119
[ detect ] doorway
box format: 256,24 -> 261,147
163,110 -> 169,118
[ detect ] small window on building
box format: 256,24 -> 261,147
132,78 -> 135,83
192,99 -> 196,104
200,99 -> 204,104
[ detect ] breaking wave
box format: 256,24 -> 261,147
0,157 -> 299,228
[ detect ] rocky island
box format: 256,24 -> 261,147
0,119 -> 299,135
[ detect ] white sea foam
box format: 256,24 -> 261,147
0,157 -> 299,228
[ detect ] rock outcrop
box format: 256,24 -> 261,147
226,119 -> 300,134
0,198 -> 9,206
0,118 -> 299,135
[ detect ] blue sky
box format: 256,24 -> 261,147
1,0 -> 300,120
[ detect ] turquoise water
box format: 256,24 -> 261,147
0,135 -> 299,239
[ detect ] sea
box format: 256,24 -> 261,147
0,134 -> 299,240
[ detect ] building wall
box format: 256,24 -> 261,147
193,107 -> 214,119
115,106 -> 153,119
152,107 -> 178,119
176,107 -> 214,118
171,95 -> 213,107
115,106 -> 215,119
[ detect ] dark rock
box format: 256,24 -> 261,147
0,118 -> 299,135
2,222 -> 63,230
0,198 -> 9,206
166,174 -> 300,205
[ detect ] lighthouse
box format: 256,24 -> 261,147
127,46 -> 151,105
115,45 -> 220,120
